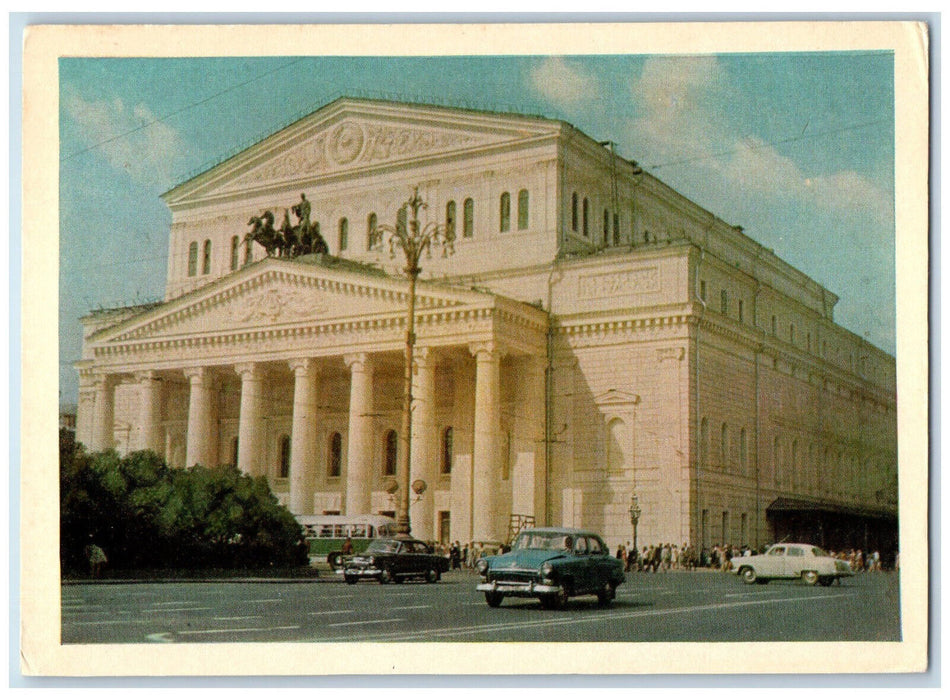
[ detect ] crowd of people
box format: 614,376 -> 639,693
612,541 -> 893,573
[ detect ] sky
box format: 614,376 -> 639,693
59,53 -> 895,406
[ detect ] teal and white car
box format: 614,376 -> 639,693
475,527 -> 625,609
732,543 -> 854,586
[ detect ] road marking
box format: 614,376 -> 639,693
327,618 -> 406,628
724,590 -> 786,598
307,610 -> 355,616
212,616 -> 263,621
243,598 -> 282,603
347,593 -> 855,642
142,607 -> 212,613
177,625 -> 300,635
69,619 -> 150,626
151,601 -> 193,606
389,605 -> 429,611
146,632 -> 173,643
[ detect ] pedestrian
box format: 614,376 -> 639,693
341,536 -> 354,555
450,541 -> 461,570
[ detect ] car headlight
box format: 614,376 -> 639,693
540,562 -> 554,579
476,558 -> 489,575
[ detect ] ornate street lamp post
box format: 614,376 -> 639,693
628,493 -> 642,555
371,186 -> 454,535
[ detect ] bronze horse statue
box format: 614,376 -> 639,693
245,195 -> 330,259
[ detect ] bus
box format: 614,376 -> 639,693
296,514 -> 398,568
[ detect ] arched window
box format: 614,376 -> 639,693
462,199 -> 474,238
517,189 -> 529,230
230,236 -> 240,271
720,289 -> 728,315
612,213 -> 620,245
328,432 -> 342,478
441,427 -> 453,474
445,201 -> 456,239
384,429 -> 398,477
606,417 -> 627,472
791,439 -> 800,491
338,218 -> 348,252
603,209 -> 610,242
499,192 -> 511,232
571,192 -> 578,232
231,436 -> 239,467
720,423 -> 729,469
243,237 -> 252,266
188,242 -> 198,277
738,300 -> 744,322
367,213 -> 377,250
397,205 -> 408,236
202,239 -> 212,275
773,437 -> 783,488
279,434 -> 291,478
582,198 -> 590,236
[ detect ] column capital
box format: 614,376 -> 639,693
182,366 -> 209,382
413,346 -> 435,371
134,369 -> 161,383
469,340 -> 503,360
234,362 -> 261,380
92,372 -> 119,389
289,357 -> 319,376
344,352 -> 373,372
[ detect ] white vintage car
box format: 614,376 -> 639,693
732,543 -> 854,586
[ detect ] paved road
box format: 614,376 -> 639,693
62,569 -> 900,644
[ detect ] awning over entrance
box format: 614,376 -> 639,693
766,496 -> 897,523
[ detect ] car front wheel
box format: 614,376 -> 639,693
379,567 -> 394,584
802,570 -> 819,586
741,567 -> 758,584
819,576 -> 834,587
541,585 -> 570,610
597,581 -> 617,606
426,568 -> 440,583
485,592 -> 504,607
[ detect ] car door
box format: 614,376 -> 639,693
784,546 -> 806,577
587,536 -> 613,588
571,536 -> 593,592
764,545 -> 787,577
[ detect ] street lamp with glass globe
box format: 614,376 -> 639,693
370,186 -> 454,536
628,493 -> 642,554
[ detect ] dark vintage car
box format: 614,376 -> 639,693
476,527 -> 626,609
343,537 -> 449,584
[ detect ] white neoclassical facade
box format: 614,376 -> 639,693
75,97 -> 897,553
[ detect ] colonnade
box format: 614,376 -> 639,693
77,342 -> 542,543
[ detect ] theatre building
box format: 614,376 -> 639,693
74,97 -> 897,555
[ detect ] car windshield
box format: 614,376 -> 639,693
364,539 -> 400,554
513,532 -> 575,552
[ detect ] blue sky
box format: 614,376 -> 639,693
59,53 -> 895,405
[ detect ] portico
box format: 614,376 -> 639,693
76,256 -> 548,543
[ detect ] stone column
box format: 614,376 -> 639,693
288,359 -> 320,515
235,363 -> 264,477
344,353 -> 374,515
511,356 -> 545,519
90,373 -> 117,452
134,370 -> 164,454
184,367 -> 217,468
410,347 -> 437,540
471,341 -> 501,542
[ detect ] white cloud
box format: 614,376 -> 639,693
528,57 -> 599,107
62,89 -> 190,190
625,56 -> 893,230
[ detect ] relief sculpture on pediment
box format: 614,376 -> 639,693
233,120 -> 484,187
232,287 -> 329,324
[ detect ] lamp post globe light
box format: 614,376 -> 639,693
370,186 -> 454,536
628,493 -> 641,554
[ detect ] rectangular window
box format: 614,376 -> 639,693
700,280 -> 707,301
720,289 -> 728,315
438,511 -> 451,544
517,189 -> 529,230
463,199 -> 474,238
738,299 -> 744,322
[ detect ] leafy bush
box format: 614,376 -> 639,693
60,430 -> 308,573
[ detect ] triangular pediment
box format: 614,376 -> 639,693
92,257 -> 486,344
164,98 -> 561,203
